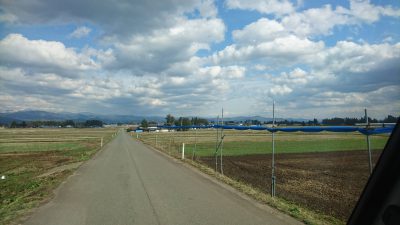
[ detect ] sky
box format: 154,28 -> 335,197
0,0 -> 399,119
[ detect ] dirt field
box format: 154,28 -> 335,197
198,150 -> 381,221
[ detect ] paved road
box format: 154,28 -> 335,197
24,131 -> 302,225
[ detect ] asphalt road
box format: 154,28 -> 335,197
24,131 -> 302,225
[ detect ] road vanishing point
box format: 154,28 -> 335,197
24,131 -> 303,225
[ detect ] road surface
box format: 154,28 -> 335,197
24,131 -> 302,225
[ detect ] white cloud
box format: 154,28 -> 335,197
0,0 -> 204,39
269,84 -> 292,96
211,35 -> 324,65
225,0 -> 295,16
232,1 -> 400,42
196,0 -> 218,18
69,26 -> 91,38
0,0 -> 399,118
383,36 -> 394,43
270,68 -> 309,85
281,4 -> 350,37
0,34 -> 98,74
233,18 -> 285,44
0,94 -> 57,112
349,0 -> 400,23
311,41 -> 400,74
110,18 -> 225,73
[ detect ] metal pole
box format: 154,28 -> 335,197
367,135 -> 372,174
182,143 -> 185,159
192,128 -> 197,160
215,115 -> 219,172
365,109 -> 373,174
220,108 -> 224,175
271,100 -> 276,197
173,128 -> 176,154
155,133 -> 158,147
169,136 -> 172,155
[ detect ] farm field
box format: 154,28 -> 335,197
199,151 -> 380,221
136,129 -> 389,223
0,128 -> 118,225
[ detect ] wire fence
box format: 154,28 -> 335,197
134,128 -> 390,222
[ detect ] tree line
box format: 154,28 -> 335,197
321,115 -> 397,126
8,119 -> 104,128
140,114 -> 209,129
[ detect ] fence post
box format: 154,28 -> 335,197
221,108 -> 224,175
271,100 -> 276,197
182,143 -> 185,159
101,137 -> 103,148
365,108 -> 373,174
367,135 -> 373,174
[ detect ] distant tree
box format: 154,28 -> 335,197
198,118 -> 209,125
62,120 -> 75,127
191,117 -> 209,125
321,116 -> 382,125
191,117 -> 198,125
10,121 -> 17,128
174,117 -> 191,130
383,115 -> 398,123
165,114 -> 175,126
182,117 -> 191,126
21,121 -> 27,128
322,117 -> 345,125
140,119 -> 148,128
84,120 -> 103,127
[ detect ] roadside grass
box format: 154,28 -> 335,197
0,128 -> 118,225
0,142 -> 83,153
0,154 -> 73,225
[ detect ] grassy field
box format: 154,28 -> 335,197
0,128 -> 118,225
136,129 -> 389,157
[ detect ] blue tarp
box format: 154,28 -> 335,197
158,125 -> 394,135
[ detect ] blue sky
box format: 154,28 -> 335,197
0,0 -> 399,119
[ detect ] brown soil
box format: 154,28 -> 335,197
198,150 -> 381,221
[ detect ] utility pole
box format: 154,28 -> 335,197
365,109 -> 373,174
271,100 -> 276,197
215,115 -> 219,172
220,108 -> 224,175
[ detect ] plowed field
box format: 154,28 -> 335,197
199,150 -> 381,220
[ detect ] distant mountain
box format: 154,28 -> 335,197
0,110 -> 164,125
